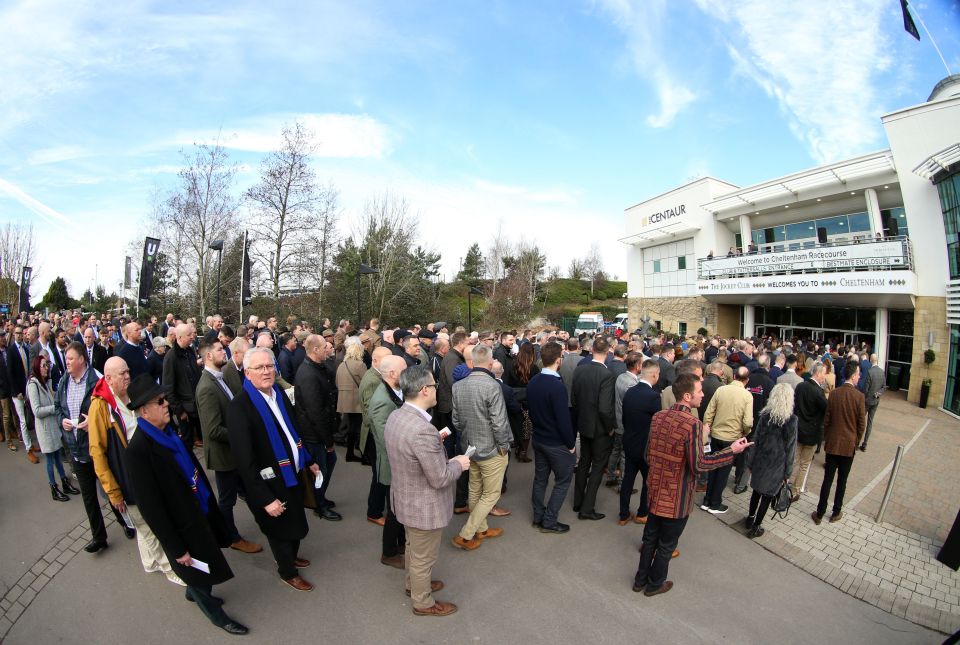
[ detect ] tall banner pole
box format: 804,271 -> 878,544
240,230 -> 246,325
138,237 -> 161,309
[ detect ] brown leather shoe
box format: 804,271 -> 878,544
367,516 -> 386,526
413,600 -> 457,616
7,441 -> 17,452
644,580 -> 673,597
489,506 -> 511,517
476,527 -> 503,539
451,536 -> 481,550
617,515 -> 634,526
634,515 -> 648,524
282,575 -> 314,591
811,511 -> 823,525
453,506 -> 469,514
380,555 -> 404,569
27,451 -> 39,464
671,549 -> 680,559
193,440 -> 203,448
30,444 -> 40,453
829,512 -> 843,523
406,580 -> 444,596
230,539 -> 263,554
294,557 -> 310,568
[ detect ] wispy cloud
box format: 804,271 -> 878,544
27,145 -> 89,165
174,114 -> 393,159
0,177 -> 73,226
593,0 -> 698,128
694,0 -> 895,163
473,179 -> 581,204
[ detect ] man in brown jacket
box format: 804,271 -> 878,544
812,361 -> 866,525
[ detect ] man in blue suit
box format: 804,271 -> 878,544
117,321 -> 150,381
618,359 -> 662,524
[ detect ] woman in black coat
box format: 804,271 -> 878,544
124,375 -> 247,635
745,383 -> 797,539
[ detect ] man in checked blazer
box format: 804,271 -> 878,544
384,365 -> 470,617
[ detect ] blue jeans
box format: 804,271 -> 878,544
531,441 -> 576,527
45,448 -> 66,485
304,441 -> 337,511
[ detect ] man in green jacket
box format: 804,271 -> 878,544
360,347 -> 392,524
196,339 -> 262,554
369,355 -> 407,568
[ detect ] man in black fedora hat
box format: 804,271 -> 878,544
123,374 -> 248,635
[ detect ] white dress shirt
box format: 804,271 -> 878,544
258,389 -> 299,471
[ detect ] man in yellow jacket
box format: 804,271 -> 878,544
88,357 -> 182,585
700,366 -> 754,514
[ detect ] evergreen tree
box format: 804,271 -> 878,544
39,276 -> 73,311
457,243 -> 485,286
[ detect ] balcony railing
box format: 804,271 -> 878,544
697,236 -> 914,280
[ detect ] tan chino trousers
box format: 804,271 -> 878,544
459,452 -> 508,539
405,526 -> 443,610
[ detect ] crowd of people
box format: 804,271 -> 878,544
1,308 -> 888,633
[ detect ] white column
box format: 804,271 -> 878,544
875,307 -> 888,367
739,214 -> 752,250
865,188 -> 883,237
744,304 -> 756,337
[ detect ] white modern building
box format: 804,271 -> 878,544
622,75 -> 960,411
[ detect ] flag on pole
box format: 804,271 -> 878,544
18,266 -> 32,312
137,237 -> 161,306
241,230 -> 252,306
901,0 -> 920,40
124,256 -> 133,290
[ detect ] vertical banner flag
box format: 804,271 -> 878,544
18,266 -> 32,312
138,237 -> 161,306
901,0 -> 920,40
242,230 -> 252,306
124,256 -> 133,290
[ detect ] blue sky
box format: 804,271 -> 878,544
1,0 -> 958,303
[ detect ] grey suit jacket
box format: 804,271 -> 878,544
865,365 -> 885,407
452,369 -> 511,460
558,352 -> 579,406
384,404 -> 463,531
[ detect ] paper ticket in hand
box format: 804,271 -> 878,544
189,558 -> 210,574
464,445 -> 477,458
314,471 -> 324,489
120,510 -> 135,529
439,427 -> 452,440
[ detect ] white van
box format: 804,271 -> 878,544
574,312 -> 605,337
615,313 -> 628,332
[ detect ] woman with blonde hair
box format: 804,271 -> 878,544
337,336 -> 368,461
744,382 -> 797,538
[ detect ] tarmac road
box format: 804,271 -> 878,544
1,445 -> 940,644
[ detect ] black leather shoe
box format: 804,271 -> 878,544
733,485 -> 747,494
61,478 -> 81,495
858,444 -> 867,452
124,526 -> 136,539
84,540 -> 108,553
572,505 -> 581,513
577,512 -> 605,521
539,522 -> 570,534
315,508 -> 342,521
531,520 -> 542,529
220,621 -> 249,635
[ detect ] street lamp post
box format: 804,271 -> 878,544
357,262 -> 379,328
467,286 -> 483,333
209,240 -> 224,314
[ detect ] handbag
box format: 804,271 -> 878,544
770,481 -> 793,519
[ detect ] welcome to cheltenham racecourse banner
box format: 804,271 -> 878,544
699,241 -> 908,279
137,237 -> 161,306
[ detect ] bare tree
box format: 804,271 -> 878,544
583,242 -> 604,296
0,222 -> 38,310
485,220 -> 510,298
246,121 -> 323,299
159,141 -> 239,320
568,258 -> 586,280
300,182 -> 341,318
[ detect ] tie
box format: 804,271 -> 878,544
88,347 -> 93,364
18,344 -> 27,374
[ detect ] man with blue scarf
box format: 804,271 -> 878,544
227,347 -> 320,592
123,375 -> 248,635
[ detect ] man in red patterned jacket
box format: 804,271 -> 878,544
632,373 -> 751,597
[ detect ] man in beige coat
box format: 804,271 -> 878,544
701,366 -> 753,514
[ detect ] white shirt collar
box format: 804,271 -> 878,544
403,402 -> 431,422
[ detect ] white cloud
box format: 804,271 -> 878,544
174,113 -> 393,159
593,0 -> 698,128
27,145 -> 89,165
694,0 -> 895,163
0,177 -> 73,227
473,179 -> 581,204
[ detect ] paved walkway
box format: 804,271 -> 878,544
0,435 -> 940,643
710,391 -> 960,634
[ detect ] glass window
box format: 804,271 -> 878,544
848,212 -> 871,233
888,335 -> 914,364
653,260 -> 661,273
824,307 -> 856,331
815,215 -> 849,238
889,310 -> 914,336
881,207 -> 909,238
678,256 -> 686,270
755,306 -> 766,323
944,326 -> 960,416
786,221 -> 817,241
678,321 -> 687,337
766,306 -> 790,326
856,308 -> 876,332
938,173 -> 960,280
793,307 -> 822,328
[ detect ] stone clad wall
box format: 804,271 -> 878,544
627,296 -> 717,336
908,296 -> 948,408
